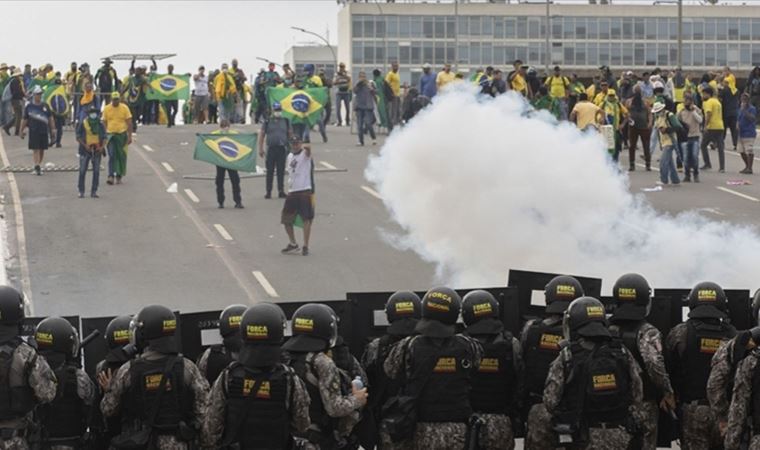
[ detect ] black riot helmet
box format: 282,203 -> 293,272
687,281 -> 728,320
563,297 -> 610,341
282,303 -> 338,353
385,291 -> 421,336
752,289 -> 760,327
130,305 -> 178,353
35,317 -> 79,359
462,290 -> 503,335
0,286 -> 24,342
105,315 -> 133,350
544,276 -> 585,315
239,303 -> 287,368
219,304 -> 247,338
611,273 -> 652,321
415,286 -> 462,338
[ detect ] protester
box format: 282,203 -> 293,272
677,92 -> 703,182
258,102 -> 291,199
215,64 -> 237,123
164,64 -> 179,128
508,60 -> 530,97
334,62 -> 352,127
653,102 -> 680,186
436,63 -> 456,92
486,70 -> 507,97
19,86 -> 55,176
567,73 -> 585,113
353,71 -> 377,147
420,63 -> 437,99
544,66 -> 569,119
569,93 -> 604,131
76,106 -> 106,198
192,66 -> 209,124
738,92 -> 758,174
385,61 -> 401,128
602,91 -> 628,163
230,59 -> 246,124
747,66 -> 760,124
532,86 -> 561,120
212,119 -> 243,209
102,91 -> 132,185
77,79 -> 99,123
700,86 -> 726,172
3,68 -> 25,136
95,58 -> 118,107
281,136 -> 314,256
626,85 -> 653,171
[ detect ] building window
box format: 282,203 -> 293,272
705,18 -> 716,40
611,18 -> 622,40
704,43 -> 716,66
483,42 -> 493,65
623,43 -> 634,66
528,18 -> 541,39
446,17 -> 456,39
495,45 -> 506,65
376,17 -> 386,38
623,18 -> 633,40
752,44 -> 760,66
645,18 -> 656,40
471,42 -> 482,65
726,45 -> 739,66
365,17 -> 375,38
364,44 -> 374,65
682,19 -> 693,41
693,19 -> 704,40
741,44 -> 751,66
645,43 -> 656,66
564,45 -> 575,66
376,45 -> 386,65
483,17 -> 493,37
446,44 -> 455,64
634,18 -> 645,40
740,18 -> 751,41
528,42 -> 541,65
599,18 -> 610,40
657,43 -> 668,66
353,41 -> 363,64
657,18 -> 668,41
435,42 -> 445,64
669,44 -> 678,66
552,19 -> 562,40
753,19 -> 760,40
423,42 -> 433,64
587,17 -> 598,40
435,16 -> 445,39
599,42 -> 610,65
682,44 -> 692,67
669,18 -> 678,40
563,17 -> 574,39
423,16 -> 434,38
635,43 -> 645,66
717,18 -> 727,41
470,16 -> 482,36
575,43 -> 586,66
399,16 -> 410,38
400,44 -> 410,65
458,45 -> 469,64
388,42 -> 399,62
505,17 -> 516,39
552,42 -> 563,65
610,43 -> 621,66
728,18 -> 739,41
517,17 -> 528,38
575,17 -> 587,39
353,16 -> 364,38
411,16 -> 423,38
693,44 -> 704,67
587,43 -> 598,66
412,42 -> 422,65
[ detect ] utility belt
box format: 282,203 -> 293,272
0,427 -> 26,440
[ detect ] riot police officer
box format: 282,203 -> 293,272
0,286 -> 57,449
665,281 -> 737,450
202,303 -> 311,448
608,273 -> 675,450
545,297 -> 644,449
197,304 -> 246,385
361,291 -> 421,450
723,326 -> 760,449
521,275 -> 584,449
283,303 -> 368,449
100,305 -> 210,449
383,287 -> 482,450
462,290 -> 523,450
34,317 -> 95,449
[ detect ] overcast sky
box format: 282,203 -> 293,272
1,1 -> 339,76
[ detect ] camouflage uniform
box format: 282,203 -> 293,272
666,322 -> 729,450
100,350 -> 210,450
384,335 -> 483,450
725,350 -> 760,449
543,340 -> 645,450
708,333 -> 747,426
44,366 -> 96,450
201,363 -> 311,447
0,340 -> 57,450
371,338 -> 414,450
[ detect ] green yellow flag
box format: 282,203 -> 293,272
146,73 -> 190,101
266,87 -> 327,126
193,133 -> 257,172
43,84 -> 68,117
373,75 -> 389,129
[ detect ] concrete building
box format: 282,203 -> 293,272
337,1 -> 760,86
284,45 -> 338,79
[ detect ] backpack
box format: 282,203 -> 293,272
672,113 -> 690,142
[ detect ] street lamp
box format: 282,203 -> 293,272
291,26 -> 338,79
256,56 -> 282,68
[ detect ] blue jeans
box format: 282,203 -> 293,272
357,108 -> 376,145
660,144 -> 680,184
78,149 -> 101,194
335,92 -> 351,125
683,137 -> 700,178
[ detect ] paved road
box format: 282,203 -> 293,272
0,120 -> 758,318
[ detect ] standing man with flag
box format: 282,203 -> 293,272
212,119 -> 243,209
164,64 -> 179,128
281,135 -> 314,256
103,91 -> 132,185
215,64 -> 237,123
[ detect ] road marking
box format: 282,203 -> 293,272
699,207 -> 726,217
320,161 -> 337,170
161,162 -> 175,173
716,186 -> 760,202
252,271 -> 279,298
0,136 -> 31,313
184,189 -> 199,203
142,144 -> 154,152
635,163 -> 660,172
361,185 -> 383,200
214,224 -> 234,241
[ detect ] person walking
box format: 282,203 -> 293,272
419,63 -> 437,99
281,136 -> 314,256
334,62 -> 352,127
353,71 -> 376,147
653,102 -> 680,186
192,66 -> 209,124
102,91 -> 132,185
76,106 -> 106,198
626,86 -> 653,171
164,64 -> 178,128
77,80 -> 100,124
214,64 -> 237,123
544,66 -> 570,120
3,68 -> 25,136
720,81 -> 740,152
738,92 -> 758,174
386,62 -> 402,128
700,86 -> 726,172
258,102 -> 291,199
677,92 -> 704,182
19,86 -> 55,176
213,119 -> 242,209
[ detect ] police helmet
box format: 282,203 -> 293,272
0,286 -> 24,343
610,273 -> 652,321
385,291 -> 421,336
752,289 -> 760,326
35,317 -> 79,358
219,304 -> 246,338
238,303 -> 287,367
130,305 -> 178,352
105,315 -> 132,350
544,276 -> 585,315
687,281 -> 728,320
282,303 -> 338,353
415,287 -> 461,338
462,290 -> 503,335
563,297 -> 610,341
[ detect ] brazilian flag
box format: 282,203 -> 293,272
29,78 -> 53,92
146,74 -> 190,101
373,75 -> 389,130
266,87 -> 327,126
193,133 -> 257,172
43,84 -> 68,117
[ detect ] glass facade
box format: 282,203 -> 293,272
351,14 -> 760,82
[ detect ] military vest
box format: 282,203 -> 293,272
523,318 -> 564,402
470,331 -> 516,415
0,338 -> 36,421
679,319 -> 735,403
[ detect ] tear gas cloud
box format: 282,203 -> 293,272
365,87 -> 760,291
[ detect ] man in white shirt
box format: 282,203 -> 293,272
281,136 -> 314,256
193,66 -> 209,124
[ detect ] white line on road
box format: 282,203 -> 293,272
252,271 -> 279,298
184,189 -> 200,203
0,136 -> 30,313
716,186 -> 760,202
161,162 -> 175,173
726,150 -> 760,162
361,185 -> 383,200
320,161 -> 338,170
214,224 -> 234,241
142,144 -> 154,152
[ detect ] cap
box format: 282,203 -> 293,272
31,86 -> 43,95
652,102 -> 666,113
422,63 -> 432,69
653,81 -> 665,90
11,68 -> 21,77
0,63 -> 7,71
111,91 -> 121,100
625,71 -> 634,76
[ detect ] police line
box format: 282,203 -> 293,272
18,269 -> 752,380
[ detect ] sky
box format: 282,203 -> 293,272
0,1 -> 340,77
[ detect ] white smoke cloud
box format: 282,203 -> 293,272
366,86 -> 760,291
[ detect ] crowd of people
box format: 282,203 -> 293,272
0,273 -> 760,449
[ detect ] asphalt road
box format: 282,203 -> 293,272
0,120 -> 758,319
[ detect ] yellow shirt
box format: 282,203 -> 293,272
655,114 -> 674,147
545,76 -> 569,99
214,72 -> 237,100
103,103 -> 132,134
702,97 -> 724,130
436,71 -> 456,90
308,75 -> 323,87
385,71 -> 401,96
593,88 -> 616,106
572,101 -> 601,129
724,73 -> 737,95
511,73 -> 527,95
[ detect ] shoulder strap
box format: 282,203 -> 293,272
146,356 -> 178,427
406,338 -> 441,402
